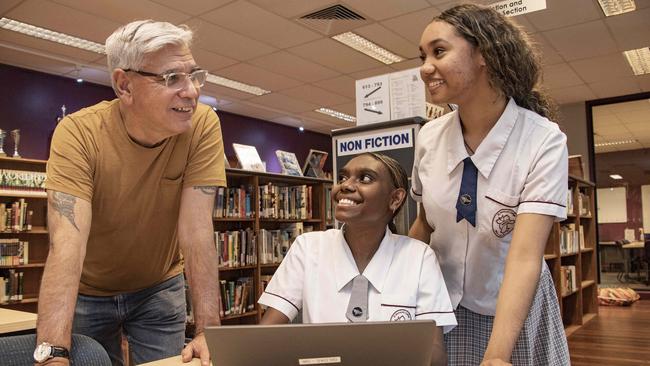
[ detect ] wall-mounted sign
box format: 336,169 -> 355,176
490,0 -> 546,17
336,126 -> 414,156
355,74 -> 390,125
389,68 -> 426,121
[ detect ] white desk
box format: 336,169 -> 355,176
139,355 -> 211,366
0,308 -> 37,334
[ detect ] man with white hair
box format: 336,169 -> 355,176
35,20 -> 225,366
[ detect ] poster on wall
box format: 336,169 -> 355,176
389,68 -> 426,121
355,74 -> 391,125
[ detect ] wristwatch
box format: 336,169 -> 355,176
33,342 -> 70,363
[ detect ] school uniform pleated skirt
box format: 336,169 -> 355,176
444,263 -> 570,366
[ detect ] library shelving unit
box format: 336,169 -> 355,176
544,174 -> 598,337
0,156 -> 48,314
211,168 -> 332,325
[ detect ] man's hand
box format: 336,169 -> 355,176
38,357 -> 70,366
480,359 -> 512,366
181,332 -> 210,366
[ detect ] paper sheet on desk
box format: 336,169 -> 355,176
137,356 -> 211,366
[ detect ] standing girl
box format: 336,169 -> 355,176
410,4 -> 570,365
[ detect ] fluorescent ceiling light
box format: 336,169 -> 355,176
597,0 -> 636,16
594,139 -> 637,147
623,47 -> 650,75
0,17 -> 105,54
205,74 -> 270,96
609,174 -> 623,180
332,32 -> 404,65
315,108 -> 356,123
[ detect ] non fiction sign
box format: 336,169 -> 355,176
336,127 -> 414,156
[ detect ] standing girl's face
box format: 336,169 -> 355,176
331,155 -> 404,226
419,20 -> 486,106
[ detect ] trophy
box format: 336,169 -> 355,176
0,129 -> 6,157
10,129 -> 20,158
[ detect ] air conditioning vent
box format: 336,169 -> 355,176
296,4 -> 370,36
300,4 -> 365,20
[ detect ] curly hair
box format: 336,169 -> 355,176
434,4 -> 557,120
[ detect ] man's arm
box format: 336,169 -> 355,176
179,186 -> 221,366
36,191 -> 92,366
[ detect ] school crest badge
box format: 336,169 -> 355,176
390,309 -> 412,321
492,209 -> 516,238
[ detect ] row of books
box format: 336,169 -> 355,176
0,239 -> 29,266
258,224 -> 312,264
220,277 -> 255,317
259,184 -> 313,220
215,229 -> 257,268
560,223 -> 586,255
0,169 -> 46,191
566,188 -> 592,217
560,265 -> 578,296
1,269 -> 24,302
325,186 -> 333,221
214,185 -> 254,219
0,200 -> 34,232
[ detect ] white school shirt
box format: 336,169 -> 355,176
411,98 -> 568,316
258,227 -> 457,333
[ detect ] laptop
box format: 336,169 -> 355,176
204,320 -> 439,366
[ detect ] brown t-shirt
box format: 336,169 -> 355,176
46,99 -> 226,296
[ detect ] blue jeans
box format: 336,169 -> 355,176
73,274 -> 187,366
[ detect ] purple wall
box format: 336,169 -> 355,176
0,63 -> 331,173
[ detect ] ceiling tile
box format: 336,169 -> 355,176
588,76 -> 642,99
300,110 -> 352,129
525,0 -> 602,32
390,58 -> 422,71
249,93 -> 320,113
328,102 -> 356,116
549,85 -> 596,105
569,52 -> 633,83
0,29 -> 103,63
216,63 -> 302,91
315,75 -> 356,99
6,0 -> 120,43
626,122 -> 650,132
185,19 -> 277,61
281,84 -> 351,107
543,20 -> 618,61
51,0 -> 191,24
269,115 -> 305,128
247,0 -> 335,18
287,38 -> 384,73
530,33 -> 564,65
248,51 -> 340,83
348,65 -> 395,79
64,66 -> 111,86
192,48 -> 238,72
541,63 -> 584,89
343,0 -> 432,21
0,0 -> 22,16
354,23 -> 419,59
150,0 -> 233,16
201,82 -> 257,101
219,102 -> 282,121
637,74 -> 650,92
0,45 -> 76,75
381,8 -> 439,47
605,7 -> 650,51
201,1 -> 321,49
614,109 -> 650,124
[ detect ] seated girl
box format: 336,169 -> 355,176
258,153 -> 456,365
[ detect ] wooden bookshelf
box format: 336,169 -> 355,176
209,168 -> 332,325
0,157 -> 48,314
544,175 -> 598,336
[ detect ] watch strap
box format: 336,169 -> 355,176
51,345 -> 70,359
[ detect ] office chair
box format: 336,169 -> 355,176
0,334 -> 111,366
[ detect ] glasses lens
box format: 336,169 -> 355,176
164,73 -> 184,88
191,70 -> 208,88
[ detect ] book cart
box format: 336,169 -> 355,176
0,157 -> 48,313
544,174 -> 598,337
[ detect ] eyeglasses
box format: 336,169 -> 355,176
123,69 -> 208,89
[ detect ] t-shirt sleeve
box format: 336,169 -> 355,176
410,126 -> 425,203
44,116 -> 95,202
258,235 -> 306,320
182,108 -> 227,188
518,128 -> 568,221
415,246 -> 457,333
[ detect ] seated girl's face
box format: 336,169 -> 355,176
331,155 -> 396,226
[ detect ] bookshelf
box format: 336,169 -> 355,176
0,156 -> 48,313
544,174 -> 598,337
206,168 -> 332,326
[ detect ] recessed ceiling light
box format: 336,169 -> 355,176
597,0 -> 636,16
0,17 -> 105,54
610,174 -> 623,180
332,32 -> 404,65
298,127 -> 305,132
315,108 -> 356,123
205,74 -> 270,96
623,47 -> 650,75
594,139 -> 637,147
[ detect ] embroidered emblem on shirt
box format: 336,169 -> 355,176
492,209 -> 516,238
390,309 -> 412,321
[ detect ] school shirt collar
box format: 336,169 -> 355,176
334,225 -> 395,293
447,97 -> 519,178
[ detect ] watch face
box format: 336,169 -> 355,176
34,343 -> 52,363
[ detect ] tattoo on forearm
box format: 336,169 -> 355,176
51,192 -> 79,231
193,186 -> 217,195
